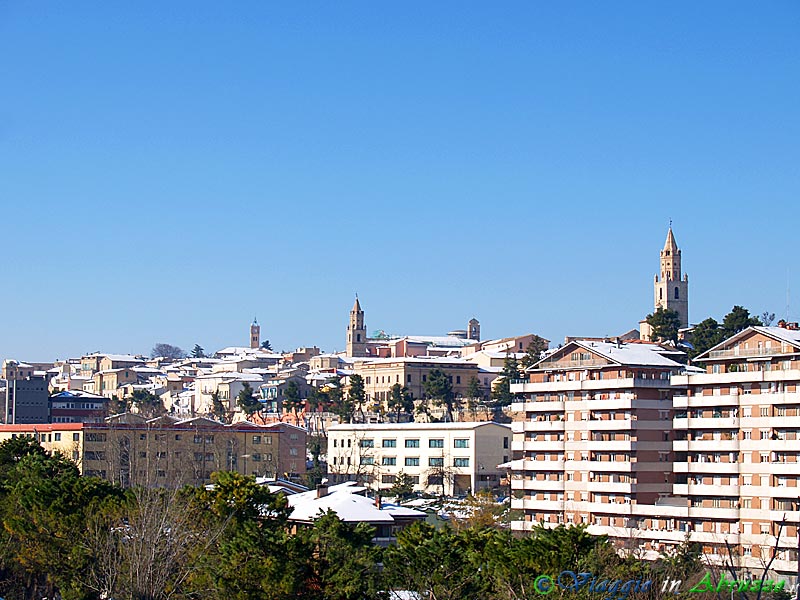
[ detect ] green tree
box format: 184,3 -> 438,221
185,471 -> 297,598
282,380 -> 304,425
520,335 -> 548,369
645,307 -> 681,343
465,375 -> 484,418
423,368 -> 458,422
722,305 -> 761,337
387,383 -> 414,422
347,374 -> 366,423
687,317 -> 723,359
190,343 -> 206,358
293,511 -> 382,600
389,471 -> 416,500
0,450 -> 123,600
491,354 -> 521,408
130,388 -> 166,418
236,382 -> 262,416
211,390 -> 231,424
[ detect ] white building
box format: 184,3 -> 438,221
327,421 -> 512,496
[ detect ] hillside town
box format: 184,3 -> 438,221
2,227 -> 799,592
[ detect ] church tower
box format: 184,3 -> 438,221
468,318 -> 480,341
250,318 -> 261,349
654,227 -> 689,328
346,297 -> 367,357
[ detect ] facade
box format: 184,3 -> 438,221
327,422 -> 512,495
670,323 -> 800,579
50,390 -> 108,423
0,415 -> 307,487
508,340 -> 685,553
351,356 -> 482,411
3,374 -> 49,424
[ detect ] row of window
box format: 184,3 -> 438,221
340,438 -> 470,449
350,456 -> 471,467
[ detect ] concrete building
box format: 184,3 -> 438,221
50,390 -> 108,423
351,356 -> 482,413
327,421 -> 511,495
0,415 -> 307,487
670,323 -> 800,579
508,339 -> 685,554
2,360 -> 50,424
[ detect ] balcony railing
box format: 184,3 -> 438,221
537,359 -> 608,370
708,346 -> 792,359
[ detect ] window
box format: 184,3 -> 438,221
381,474 -> 396,484
360,456 -> 374,465
86,433 -> 107,442
382,439 -> 396,448
289,448 -> 298,456
429,439 -> 444,449
193,435 -> 202,444
405,439 -> 420,448
405,457 -> 420,467
382,457 -> 396,466
454,439 -> 469,448
429,457 -> 444,467
252,435 -> 262,444
454,458 -> 470,467
54,433 -> 61,441
175,434 -> 182,441
252,453 -> 262,462
503,437 -> 509,449
360,439 -> 374,448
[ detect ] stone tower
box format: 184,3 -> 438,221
250,318 -> 261,349
468,318 -> 480,341
654,227 -> 689,328
346,297 -> 367,357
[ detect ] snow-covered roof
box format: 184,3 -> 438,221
96,354 -> 146,362
403,335 -> 476,347
536,340 -> 683,369
329,421 -> 510,432
287,484 -> 426,524
356,356 -> 471,366
50,390 -> 106,400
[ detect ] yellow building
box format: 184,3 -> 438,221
0,414 -> 307,488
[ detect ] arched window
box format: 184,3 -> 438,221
659,288 -> 663,300
674,287 -> 680,300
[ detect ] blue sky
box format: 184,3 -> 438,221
1,2 -> 798,361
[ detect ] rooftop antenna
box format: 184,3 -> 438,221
669,218 -> 672,229
786,268 -> 791,321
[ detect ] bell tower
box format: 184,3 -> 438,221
250,317 -> 261,349
346,296 -> 367,357
654,227 -> 689,328
468,318 -> 480,341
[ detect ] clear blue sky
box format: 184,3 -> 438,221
1,2 -> 798,361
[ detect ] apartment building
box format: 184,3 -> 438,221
508,339 -> 685,553
327,422 -> 511,496
671,323 -> 800,579
0,415 -> 307,487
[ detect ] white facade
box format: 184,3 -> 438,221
327,422 -> 512,496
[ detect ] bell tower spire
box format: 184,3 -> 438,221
346,296 -> 367,357
654,226 -> 689,328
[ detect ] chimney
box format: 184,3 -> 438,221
615,337 -> 621,349
375,494 -> 382,509
778,320 -> 787,329
788,322 -> 799,331
316,484 -> 328,498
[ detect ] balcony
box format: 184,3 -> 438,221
585,440 -> 635,451
672,439 -> 739,452
586,481 -> 636,494
521,419 -> 566,432
673,483 -> 740,497
673,462 -> 739,474
672,417 -> 739,429
517,479 -> 566,492
709,346 -> 790,359
512,440 -> 565,452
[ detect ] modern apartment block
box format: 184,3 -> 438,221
671,323 -> 800,579
327,422 -> 511,495
0,414 -> 307,487
508,339 -> 686,553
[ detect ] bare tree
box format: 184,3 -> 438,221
151,343 -> 186,360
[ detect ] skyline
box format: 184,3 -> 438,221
1,2 -> 798,360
